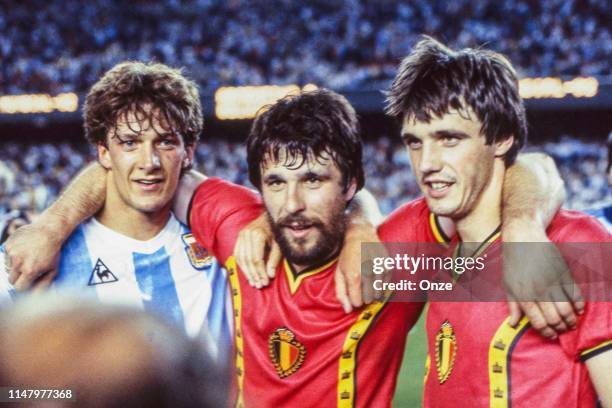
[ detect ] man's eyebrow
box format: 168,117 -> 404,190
433,130 -> 470,139
262,173 -> 284,183
400,132 -> 420,143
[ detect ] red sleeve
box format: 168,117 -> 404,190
554,212 -> 612,360
189,177 -> 264,263
378,198 -> 442,243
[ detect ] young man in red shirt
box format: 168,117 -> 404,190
384,36 -> 612,407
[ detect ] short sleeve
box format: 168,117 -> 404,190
189,178 -> 264,264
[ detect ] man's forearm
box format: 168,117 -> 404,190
40,162 -> 107,239
502,152 -> 565,231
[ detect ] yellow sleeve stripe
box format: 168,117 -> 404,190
225,256 -> 245,408
337,298 -> 388,408
488,316 -> 530,408
580,339 -> 612,361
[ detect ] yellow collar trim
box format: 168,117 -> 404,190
429,213 -> 450,246
284,257 -> 338,295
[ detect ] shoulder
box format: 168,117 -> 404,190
378,198 -> 435,242
547,209 -> 611,242
192,177 -> 261,208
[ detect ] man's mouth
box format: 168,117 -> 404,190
282,221 -> 316,239
424,180 -> 454,198
134,178 -> 164,190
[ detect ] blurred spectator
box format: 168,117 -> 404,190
0,294 -> 226,408
0,0 -> 609,96
0,136 -> 607,216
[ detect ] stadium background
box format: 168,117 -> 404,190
0,1 -> 610,406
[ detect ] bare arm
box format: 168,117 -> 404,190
5,162 -> 107,290
502,152 -> 565,230
335,189 -> 385,312
500,152 -> 582,338
586,351 -> 612,407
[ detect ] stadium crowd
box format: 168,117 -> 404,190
1,0 -> 610,96
0,136 -> 608,220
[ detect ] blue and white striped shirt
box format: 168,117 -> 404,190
0,214 -> 232,362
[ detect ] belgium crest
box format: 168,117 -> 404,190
181,233 -> 213,269
268,328 -> 306,378
435,320 -> 457,384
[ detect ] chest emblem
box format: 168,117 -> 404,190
181,233 -> 213,270
268,328 -> 306,378
435,320 -> 457,384
88,258 -> 118,286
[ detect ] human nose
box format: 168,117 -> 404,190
284,183 -> 305,214
139,142 -> 161,171
419,142 -> 442,175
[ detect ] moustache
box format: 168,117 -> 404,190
277,214 -> 323,229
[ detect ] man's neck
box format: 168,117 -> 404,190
455,162 -> 505,242
96,185 -> 170,241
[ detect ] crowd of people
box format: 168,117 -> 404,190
0,136 -> 608,220
1,0 -> 610,96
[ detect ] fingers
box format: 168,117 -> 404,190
565,282 -> 585,315
507,300 -> 522,327
247,235 -> 269,288
234,234 -> 256,287
266,243 -> 281,279
553,301 -> 577,330
13,266 -> 43,292
345,265 -> 364,309
518,302 -> 558,339
334,268 -> 352,313
31,270 -> 57,294
538,301 -> 567,334
7,255 -> 21,285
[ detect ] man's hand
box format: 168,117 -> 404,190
503,220 -> 584,339
234,213 -> 281,288
4,220 -> 62,291
334,221 -> 383,313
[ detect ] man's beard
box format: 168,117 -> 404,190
269,209 -> 347,268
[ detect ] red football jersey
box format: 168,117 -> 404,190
422,209 -> 612,408
189,179 -> 427,407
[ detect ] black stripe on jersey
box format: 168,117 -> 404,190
507,323 -> 531,408
433,215 -> 451,244
580,342 -> 612,362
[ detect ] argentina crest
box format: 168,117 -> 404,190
268,328 -> 306,378
435,320 -> 457,384
181,233 -> 213,270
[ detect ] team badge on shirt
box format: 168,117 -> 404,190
88,258 -> 118,285
268,328 -> 306,378
435,320 -> 457,384
181,233 -> 213,270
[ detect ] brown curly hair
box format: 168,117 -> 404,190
83,61 -> 203,146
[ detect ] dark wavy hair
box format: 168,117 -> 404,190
385,36 -> 526,165
83,61 -> 203,146
247,88 -> 364,192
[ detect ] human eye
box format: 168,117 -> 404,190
403,136 -> 422,150
265,178 -> 285,191
115,135 -> 137,149
441,135 -> 460,147
304,174 -> 322,187
158,136 -> 178,149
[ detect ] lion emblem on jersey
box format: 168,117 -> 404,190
181,233 -> 213,270
268,328 -> 306,378
435,320 -> 457,384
